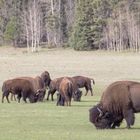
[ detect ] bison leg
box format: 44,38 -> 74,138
21,91 -> 27,103
13,94 -> 16,101
47,90 -> 55,101
65,101 -> 68,106
111,118 -> 123,129
11,94 -> 13,101
86,85 -> 93,96
51,92 -> 55,101
57,94 -> 64,106
123,109 -> 135,129
10,94 -> 16,101
22,97 -> 27,103
68,97 -> 72,106
68,100 -> 71,106
6,94 -> 10,103
1,93 -> 5,103
17,94 -> 22,103
84,86 -> 89,96
65,96 -> 71,106
46,90 -> 51,100
56,93 -> 61,106
2,91 -> 10,103
89,87 -> 93,96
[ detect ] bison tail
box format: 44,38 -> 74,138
91,79 -> 95,85
67,83 -> 73,98
2,83 -> 6,93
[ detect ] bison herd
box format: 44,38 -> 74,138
2,71 -> 94,105
2,71 -> 140,129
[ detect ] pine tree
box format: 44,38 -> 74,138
69,0 -> 108,50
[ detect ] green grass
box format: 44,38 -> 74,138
1,47 -> 140,140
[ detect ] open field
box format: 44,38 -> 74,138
1,47 -> 140,140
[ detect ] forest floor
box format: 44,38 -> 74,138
0,47 -> 140,140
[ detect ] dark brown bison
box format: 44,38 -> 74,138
2,78 -> 40,103
89,81 -> 140,129
57,77 -> 79,106
19,76 -> 46,102
47,77 -> 64,101
11,71 -> 51,101
40,71 -> 51,88
73,89 -> 82,101
72,76 -> 95,96
2,71 -> 50,103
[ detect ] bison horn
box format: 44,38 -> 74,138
36,89 -> 40,95
97,107 -> 103,117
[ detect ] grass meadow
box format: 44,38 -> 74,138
1,47 -> 140,140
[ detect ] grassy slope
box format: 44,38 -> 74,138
0,47 -> 140,140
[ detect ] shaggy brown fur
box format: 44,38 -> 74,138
10,71 -> 50,102
47,77 -> 64,101
18,76 -> 46,101
2,71 -> 50,103
2,78 -> 39,103
40,71 -> 51,87
58,77 -> 74,106
47,76 -> 85,101
72,76 -> 95,96
90,81 -> 140,129
73,89 -> 82,101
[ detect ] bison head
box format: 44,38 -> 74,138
73,89 -> 82,101
36,88 -> 46,102
41,71 -> 51,87
89,105 -> 114,129
29,94 -> 38,103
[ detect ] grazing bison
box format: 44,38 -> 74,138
2,78 -> 40,103
19,76 -> 46,102
89,81 -> 140,129
57,77 -> 79,106
2,71 -> 50,103
47,77 -> 64,101
72,76 -> 95,96
73,89 -> 82,101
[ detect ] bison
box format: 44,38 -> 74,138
2,78 -> 39,103
47,77 -> 64,101
18,76 -> 46,102
40,71 -> 51,88
73,89 -> 82,101
47,76 -> 86,102
2,71 -> 50,103
89,81 -> 140,129
72,76 -> 95,96
57,77 -> 79,106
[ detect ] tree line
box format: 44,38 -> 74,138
0,0 -> 139,52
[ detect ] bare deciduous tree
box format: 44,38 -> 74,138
102,2 -> 140,52
22,0 -> 42,52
